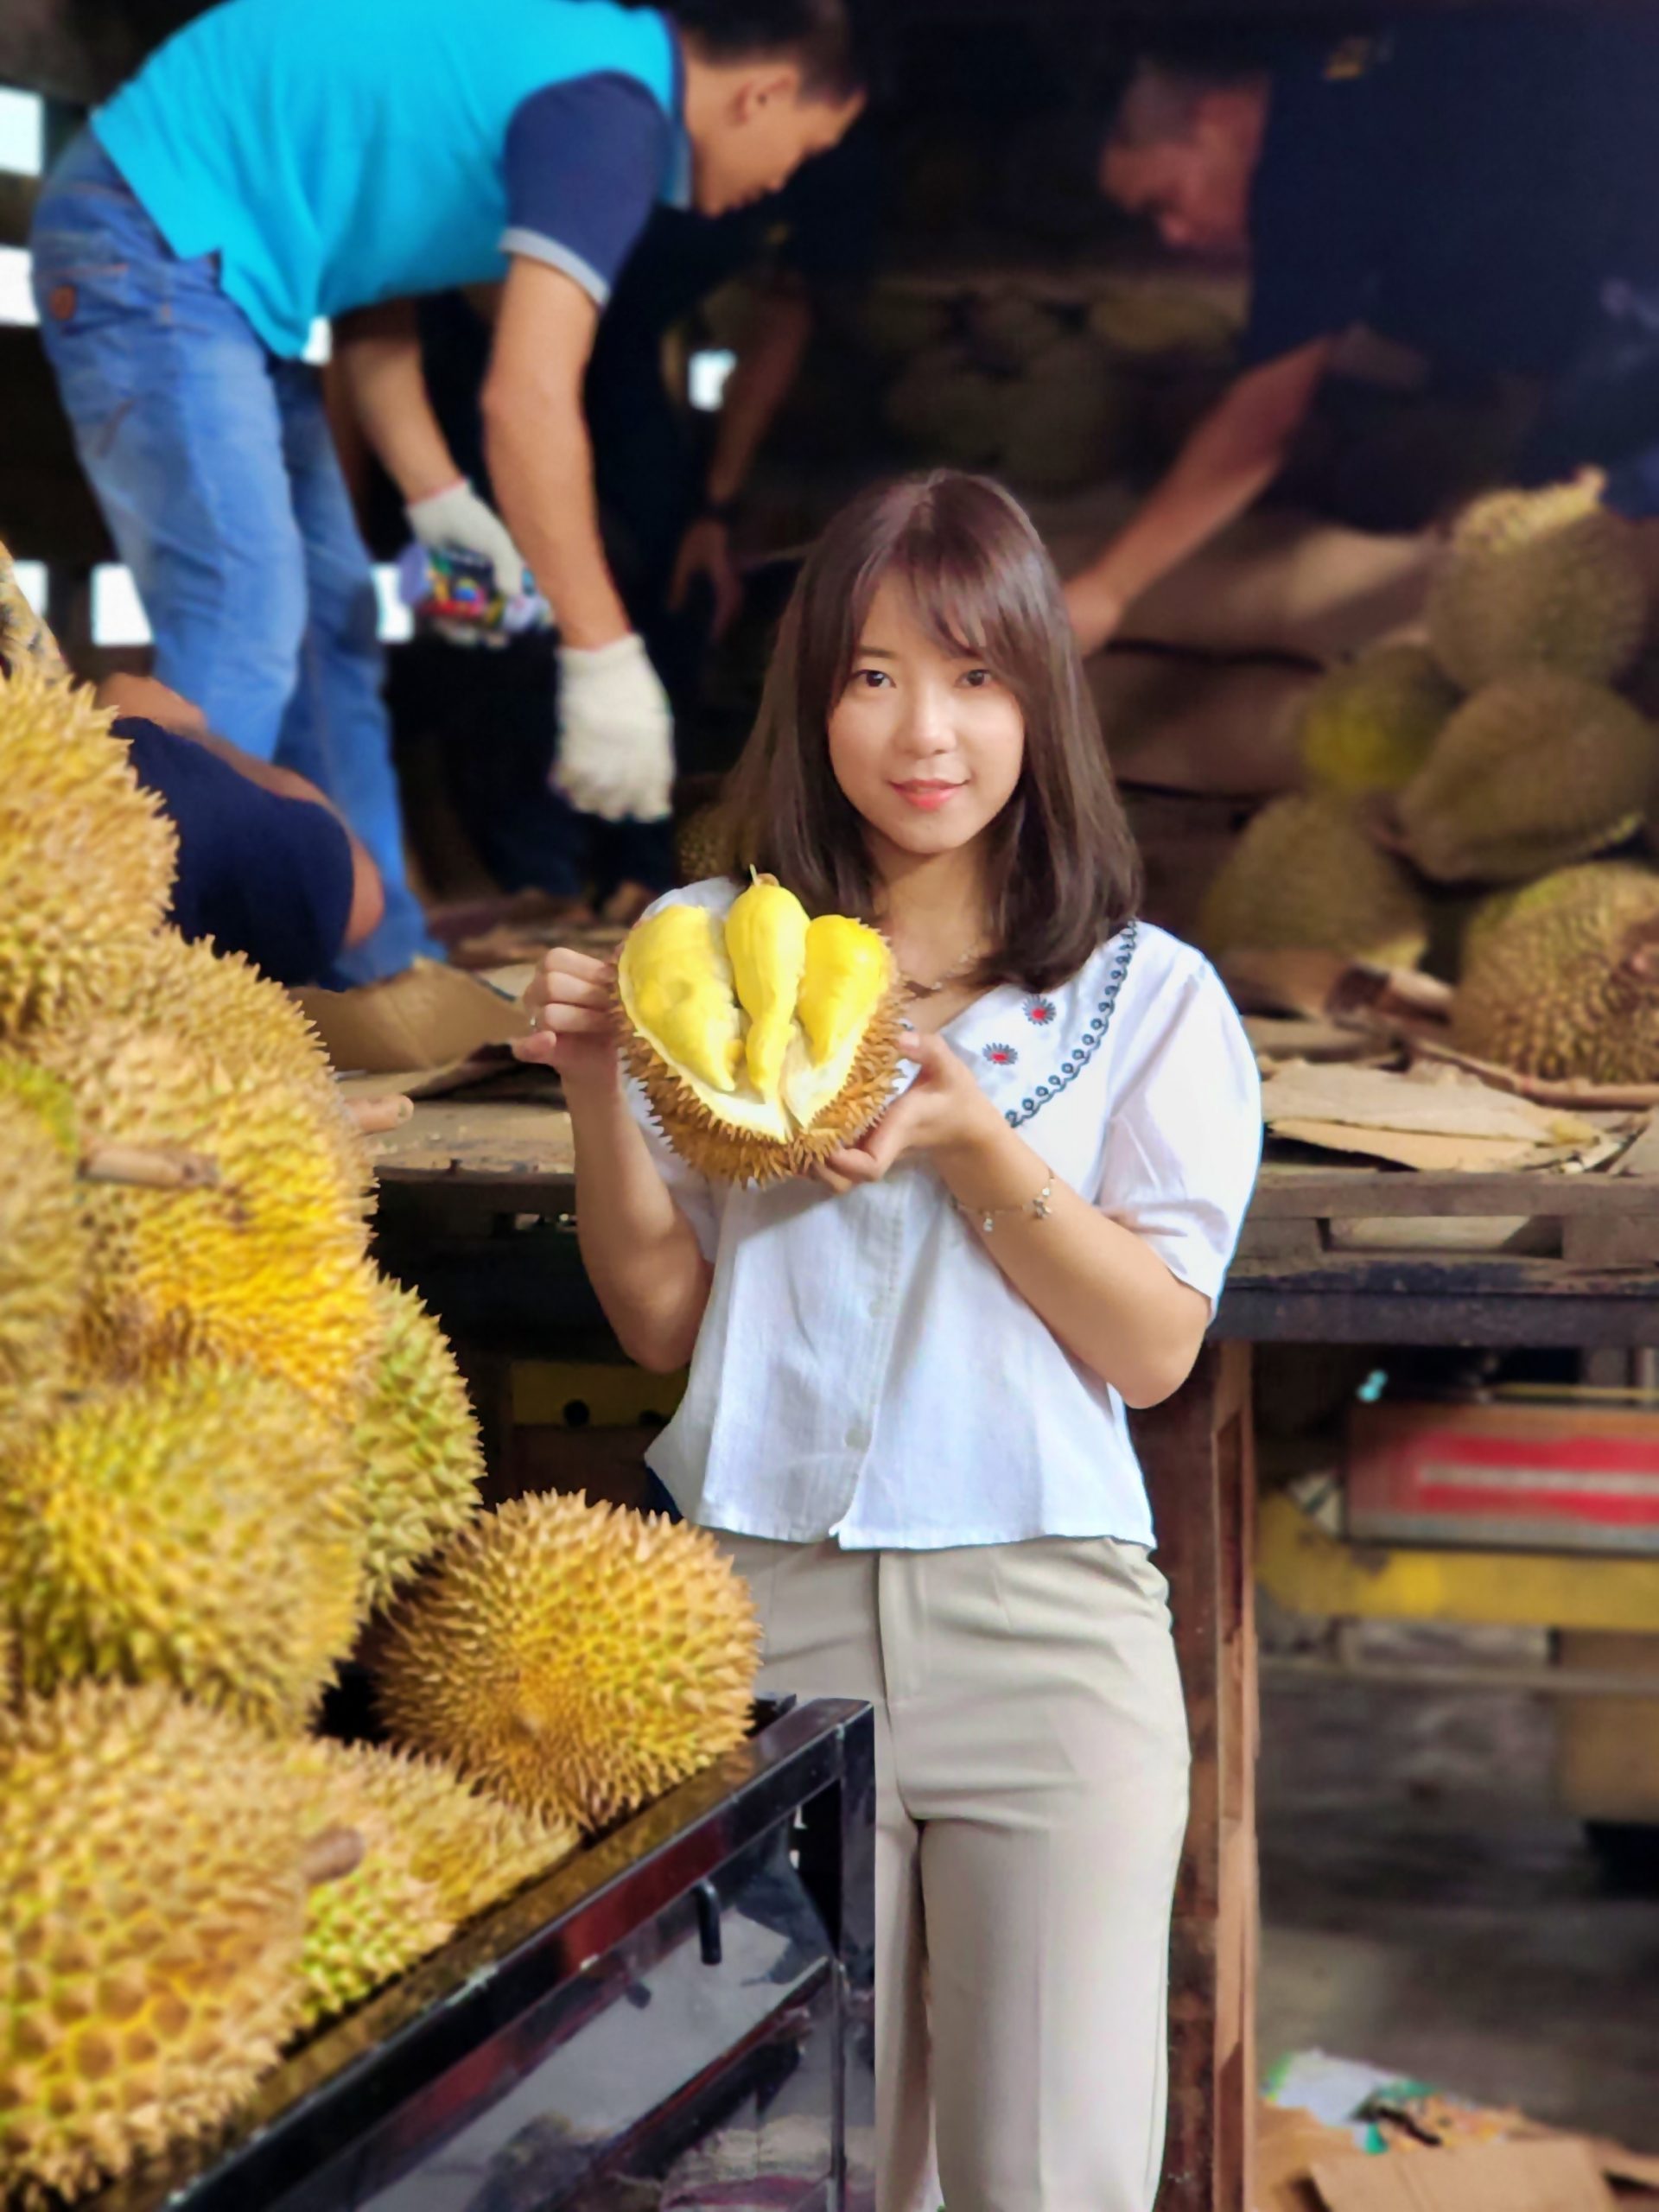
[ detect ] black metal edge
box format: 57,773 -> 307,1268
86,1698 -> 871,2212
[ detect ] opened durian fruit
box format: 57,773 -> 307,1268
620,873 -> 904,1184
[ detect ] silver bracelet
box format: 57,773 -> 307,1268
958,1169 -> 1055,1236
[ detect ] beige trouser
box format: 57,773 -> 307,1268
716,1531 -> 1191,2212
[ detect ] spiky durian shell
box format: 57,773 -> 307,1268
0,1067 -> 87,1439
621,980 -> 906,1186
374,1492 -> 760,1832
304,1742 -> 576,1924
1427,480 -> 1649,690
1397,671 -> 1657,885
29,1016 -> 376,1411
1198,793 -> 1430,968
0,662 -> 179,1042
3,1365 -> 365,1731
674,804 -> 741,887
353,1276 -> 484,1611
1450,862 -> 1659,1081
1297,643 -> 1460,798
104,929 -> 373,1205
283,1742 -> 454,2031
0,1681 -> 312,2203
1459,861 -> 1659,972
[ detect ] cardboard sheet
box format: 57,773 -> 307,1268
1310,2139 -> 1618,2212
296,958 -> 531,1076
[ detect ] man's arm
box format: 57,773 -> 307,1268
1065,335 -> 1334,654
331,301 -> 462,505
483,257 -> 630,647
671,278 -> 815,634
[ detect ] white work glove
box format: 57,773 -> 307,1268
405,478 -> 527,599
552,633 -> 675,823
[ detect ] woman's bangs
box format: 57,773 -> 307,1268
849,525 -> 1020,684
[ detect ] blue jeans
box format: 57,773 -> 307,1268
30,132 -> 436,982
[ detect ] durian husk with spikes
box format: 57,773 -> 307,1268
299,1741 -> 576,1927
2,1363 -> 366,1731
1396,671 -> 1658,885
283,1741 -> 454,2031
104,928 -> 371,1194
1198,792 -> 1430,968
1451,862 -> 1659,1082
1427,476 -> 1649,691
0,1064 -> 88,1440
0,1681 -> 315,2205
618,893 -> 905,1187
0,660 -> 179,1042
373,1492 -> 761,1833
352,1274 -> 485,1612
674,801 -> 742,886
28,1015 -> 377,1412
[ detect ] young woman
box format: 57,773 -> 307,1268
514,470 -> 1262,2212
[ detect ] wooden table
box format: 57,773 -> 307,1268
367,1090 -> 1659,2212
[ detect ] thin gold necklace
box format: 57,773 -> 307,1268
896,941 -> 988,999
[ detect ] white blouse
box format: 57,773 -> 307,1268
628,879 -> 1262,1552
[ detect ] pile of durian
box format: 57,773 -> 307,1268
0,664 -> 760,2205
1199,477 -> 1659,1084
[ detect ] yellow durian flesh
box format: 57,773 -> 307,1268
619,903 -> 745,1097
620,894 -> 903,1182
796,915 -> 894,1066
725,874 -> 810,1102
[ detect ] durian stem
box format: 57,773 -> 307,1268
344,1093 -> 414,1135
79,1141 -> 220,1191
299,1824 -> 366,1890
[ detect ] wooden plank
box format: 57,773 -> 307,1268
1250,1166 -> 1659,1221
1219,1281 -> 1659,1351
1137,1342 -> 1256,2212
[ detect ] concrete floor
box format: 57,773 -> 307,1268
1258,1655 -> 1659,2151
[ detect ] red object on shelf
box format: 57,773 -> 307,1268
1345,1398 -> 1659,1555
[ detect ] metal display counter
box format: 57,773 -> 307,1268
92,1697 -> 875,2212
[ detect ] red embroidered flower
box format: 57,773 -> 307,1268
983,1042 -> 1019,1067
1024,995 -> 1057,1026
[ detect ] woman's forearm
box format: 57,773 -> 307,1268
933,1122 -> 1210,1408
566,1076 -> 712,1372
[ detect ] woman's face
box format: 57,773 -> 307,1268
827,576 -> 1026,867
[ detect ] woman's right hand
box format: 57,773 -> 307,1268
512,948 -> 621,1096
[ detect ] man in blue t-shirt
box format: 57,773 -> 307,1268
29,0 -> 865,982
1063,17 -> 1659,656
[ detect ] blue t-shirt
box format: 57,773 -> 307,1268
1243,18 -> 1659,378
119,717 -> 355,987
94,0 -> 690,358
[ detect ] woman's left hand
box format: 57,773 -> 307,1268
816,1031 -> 1005,1194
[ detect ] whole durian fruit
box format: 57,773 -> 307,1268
883,345 -> 1005,467
283,1741 -> 454,2031
859,286 -> 951,361
31,1016 -> 377,1411
0,661 -> 179,1041
1451,862 -> 1659,1081
675,801 -> 741,887
1427,478 -> 1649,690
620,882 -> 902,1185
352,1275 -> 485,1612
1001,335 -> 1128,493
1397,671 -> 1657,884
307,1742 -> 576,1924
374,1492 -> 761,1832
3,1364 -> 365,1730
1297,643 -> 1460,798
966,289 -> 1069,372
0,1061 -> 87,1439
1198,793 -> 1430,968
0,1681 -> 315,2203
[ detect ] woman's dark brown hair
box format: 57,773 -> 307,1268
721,469 -> 1141,994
